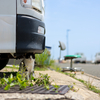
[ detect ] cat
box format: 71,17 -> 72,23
19,55 -> 35,80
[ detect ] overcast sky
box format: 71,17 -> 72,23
44,0 -> 100,60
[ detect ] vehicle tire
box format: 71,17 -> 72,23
82,61 -> 86,64
0,59 -> 9,70
95,62 -> 97,64
74,61 -> 80,63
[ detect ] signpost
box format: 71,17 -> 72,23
58,41 -> 66,62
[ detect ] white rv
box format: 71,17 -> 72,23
0,0 -> 45,70
74,53 -> 86,63
94,52 -> 100,64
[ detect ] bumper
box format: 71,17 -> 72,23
16,15 -> 45,54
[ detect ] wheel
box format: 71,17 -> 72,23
74,61 -> 80,63
82,61 -> 86,64
0,59 -> 9,70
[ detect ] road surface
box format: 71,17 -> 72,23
56,63 -> 100,78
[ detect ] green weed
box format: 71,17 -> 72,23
0,71 -> 59,92
35,49 -> 49,67
65,72 -> 100,94
34,66 -> 47,71
49,65 -> 62,72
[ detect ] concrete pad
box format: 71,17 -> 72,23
35,71 -> 100,100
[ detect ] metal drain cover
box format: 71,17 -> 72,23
0,85 -> 71,95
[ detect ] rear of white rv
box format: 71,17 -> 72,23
0,0 -> 45,69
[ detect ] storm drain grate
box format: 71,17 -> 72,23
0,85 -> 71,95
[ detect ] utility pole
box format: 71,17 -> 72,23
67,29 -> 70,55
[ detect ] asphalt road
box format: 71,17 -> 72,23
56,63 -> 100,78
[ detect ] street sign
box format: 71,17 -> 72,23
59,41 -> 66,50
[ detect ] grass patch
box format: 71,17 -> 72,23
65,72 -> 75,78
76,78 -> 100,94
34,66 -> 48,71
65,72 -> 100,94
35,49 -> 50,67
49,65 -> 62,72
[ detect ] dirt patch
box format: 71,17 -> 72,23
0,67 -> 18,72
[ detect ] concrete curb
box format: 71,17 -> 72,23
84,72 -> 100,80
6,65 -> 19,67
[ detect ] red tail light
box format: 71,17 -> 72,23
23,0 -> 27,3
